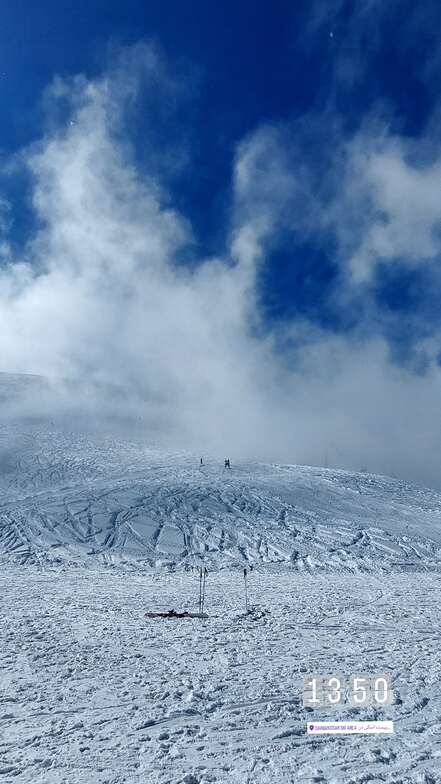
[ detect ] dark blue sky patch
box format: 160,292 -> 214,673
257,236 -> 344,330
373,263 -> 426,314
373,261 -> 441,333
305,0 -> 439,137
372,261 -> 441,369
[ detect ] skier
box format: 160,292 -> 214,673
224,458 -> 231,469
200,457 -> 203,466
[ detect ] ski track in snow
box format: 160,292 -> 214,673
1,425 -> 441,574
0,424 -> 441,782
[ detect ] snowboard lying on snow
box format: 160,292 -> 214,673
145,609 -> 208,619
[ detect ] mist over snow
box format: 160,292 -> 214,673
1,44 -> 441,487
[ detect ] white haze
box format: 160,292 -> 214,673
1,44 -> 441,488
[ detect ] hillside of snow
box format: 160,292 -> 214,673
1,422 -> 441,572
1,408 -> 441,782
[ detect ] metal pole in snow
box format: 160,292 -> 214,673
244,568 -> 248,613
201,568 -> 207,615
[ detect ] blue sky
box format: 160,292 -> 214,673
2,1 -> 441,482
1,0 -> 440,335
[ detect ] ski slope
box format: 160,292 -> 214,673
0,423 -> 441,572
1,413 -> 441,783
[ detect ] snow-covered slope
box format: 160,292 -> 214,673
3,566 -> 441,784
0,372 -> 48,399
2,402 -> 441,783
1,423 -> 441,572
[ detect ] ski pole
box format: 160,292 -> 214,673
201,567 -> 208,614
244,568 -> 248,613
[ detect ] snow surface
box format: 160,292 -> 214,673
1,422 -> 441,782
1,424 -> 441,572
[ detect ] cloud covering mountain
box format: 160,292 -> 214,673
1,44 -> 441,486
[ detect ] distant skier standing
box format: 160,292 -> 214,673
200,457 -> 203,466
224,458 -> 231,469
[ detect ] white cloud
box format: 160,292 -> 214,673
1,45 -> 441,487
335,132 -> 441,281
